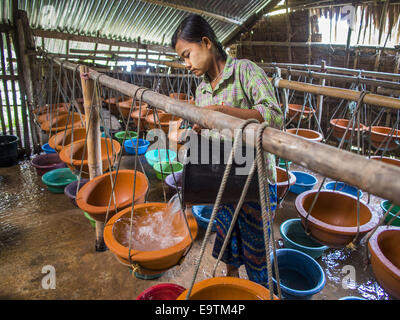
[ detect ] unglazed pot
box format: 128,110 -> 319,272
276,166 -> 296,200
48,127 -> 87,152
103,202 -> 197,275
76,170 -> 148,222
117,99 -> 148,120
169,93 -> 195,103
286,128 -> 323,143
146,112 -> 182,133
295,190 -> 379,247
33,102 -> 70,116
329,118 -> 366,142
368,226 -> 400,299
370,156 -> 400,168
37,111 -> 69,124
40,114 -> 85,134
59,137 -> 121,177
130,108 -> 164,131
369,126 -> 400,151
287,104 -> 315,122
177,277 -> 279,300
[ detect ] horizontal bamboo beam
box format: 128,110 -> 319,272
31,29 -> 175,54
69,48 -> 178,58
51,55 -> 400,207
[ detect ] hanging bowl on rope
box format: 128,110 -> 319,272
329,118 -> 366,143
103,202 -> 198,275
176,277 -> 278,300
40,114 -> 85,134
276,166 -> 296,199
48,127 -> 87,152
31,153 -> 66,176
76,170 -> 148,222
169,93 -> 195,103
146,112 -> 182,133
117,99 -> 148,120
368,226 -> 400,299
295,190 -> 379,247
287,104 -> 315,123
369,126 -> 400,151
41,167 -> 78,193
104,95 -> 130,116
37,111 -> 69,124
59,137 -> 121,178
370,155 -> 400,168
130,108 -> 163,131
286,128 -> 324,143
168,119 -> 190,151
33,102 -> 70,116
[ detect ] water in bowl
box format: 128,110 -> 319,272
277,267 -> 314,291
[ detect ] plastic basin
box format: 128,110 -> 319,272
41,143 -> 57,154
0,135 -> 19,167
31,153 -> 67,176
42,168 -> 78,193
164,171 -> 182,194
270,248 -> 326,300
64,179 -> 90,207
84,212 -> 96,228
380,200 -> 400,227
124,138 -> 150,155
289,171 -> 317,194
279,218 -> 328,259
153,161 -> 183,180
136,283 -> 186,300
191,205 -> 217,232
114,131 -> 138,145
324,181 -> 363,198
145,149 -> 177,167
339,296 -> 366,300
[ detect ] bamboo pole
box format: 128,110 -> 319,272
79,65 -> 105,252
316,60 -> 326,125
52,57 -> 400,207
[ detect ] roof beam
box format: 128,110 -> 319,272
139,0 -> 242,25
31,29 -> 175,54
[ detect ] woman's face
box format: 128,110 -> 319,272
175,37 -> 213,77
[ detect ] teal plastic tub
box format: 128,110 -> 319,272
145,149 -> 177,167
42,168 -> 78,193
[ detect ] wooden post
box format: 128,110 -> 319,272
79,65 -> 106,252
284,0 -> 292,63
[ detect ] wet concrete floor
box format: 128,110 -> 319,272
0,153 -> 395,300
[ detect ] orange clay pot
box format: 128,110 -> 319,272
130,108 -> 164,131
146,112 -> 182,133
276,166 -> 296,199
117,99 -> 148,120
177,277 -> 279,300
286,128 -> 324,142
169,93 -> 195,103
48,127 -> 87,152
368,226 -> 400,299
370,156 -> 400,168
295,190 -> 379,248
59,137 -> 121,178
369,126 -> 400,151
168,119 -> 189,151
37,111 -> 69,124
76,170 -> 148,222
33,102 -> 70,115
329,118 -> 366,142
287,104 -> 315,123
40,114 -> 85,134
103,202 -> 198,275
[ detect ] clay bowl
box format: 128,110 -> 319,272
169,93 -> 195,103
104,95 -> 130,116
48,127 -> 87,152
295,190 -> 379,248
37,111 -> 69,124
370,156 -> 400,168
103,202 -> 198,275
177,277 -> 278,300
76,170 -> 148,222
31,153 -> 67,176
330,118 -> 366,142
33,102 -> 70,116
369,126 -> 400,151
117,99 -> 148,120
168,119 -> 189,151
130,108 -> 163,131
286,128 -> 324,143
368,226 -> 400,299
146,112 -> 181,133
59,137 -> 121,178
40,114 -> 85,134
287,104 -> 314,122
276,166 -> 296,200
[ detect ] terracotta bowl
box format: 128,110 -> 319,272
177,277 -> 279,300
369,126 -> 400,151
103,202 -> 198,275
287,104 -> 315,122
40,114 -> 85,134
104,95 -> 130,116
59,137 -> 121,178
330,118 -> 366,142
48,127 -> 87,152
167,119 -> 189,151
368,226 -> 400,299
117,100 -> 148,120
286,128 -> 324,143
33,102 -> 70,115
169,93 -> 195,103
37,111 -> 69,124
130,108 -> 164,131
295,190 -> 379,247
276,166 -> 296,200
370,156 -> 400,168
146,112 -> 181,133
76,170 -> 148,222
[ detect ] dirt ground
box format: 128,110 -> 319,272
0,152 -> 395,300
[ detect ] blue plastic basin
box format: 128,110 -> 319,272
279,218 -> 328,259
324,181 -> 363,198
270,248 -> 326,300
191,205 -> 217,232
124,138 -> 150,155
339,296 -> 366,300
145,149 -> 177,167
41,143 -> 57,154
289,171 -> 318,194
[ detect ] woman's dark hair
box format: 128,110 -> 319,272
171,14 -> 227,60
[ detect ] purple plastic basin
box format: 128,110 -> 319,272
164,171 -> 182,193
31,153 -> 67,176
64,179 -> 90,207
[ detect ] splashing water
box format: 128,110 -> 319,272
115,194 -> 188,251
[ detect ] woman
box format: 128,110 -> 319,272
171,14 -> 283,286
